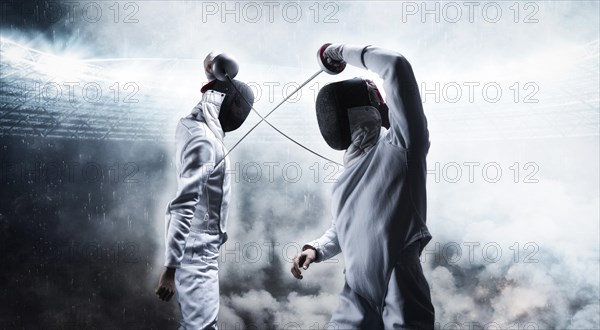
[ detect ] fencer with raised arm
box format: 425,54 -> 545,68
292,44 -> 435,329
156,52 -> 254,330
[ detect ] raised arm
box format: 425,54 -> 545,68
327,44 -> 429,150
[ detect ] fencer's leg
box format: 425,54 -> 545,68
176,263 -> 219,330
330,281 -> 382,330
175,233 -> 221,330
382,241 -> 435,330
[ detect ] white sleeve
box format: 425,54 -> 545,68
303,222 -> 341,262
164,131 -> 215,268
341,45 -> 429,150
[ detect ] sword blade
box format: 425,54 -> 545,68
262,69 -> 323,120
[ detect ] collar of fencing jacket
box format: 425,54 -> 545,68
191,90 -> 226,140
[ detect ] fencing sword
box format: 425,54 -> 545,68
262,69 -> 323,122
213,45 -> 346,167
224,69 -> 325,158
223,44 -> 346,162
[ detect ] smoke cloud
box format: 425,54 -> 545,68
0,1 -> 598,329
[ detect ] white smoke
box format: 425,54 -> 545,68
18,1 -> 596,328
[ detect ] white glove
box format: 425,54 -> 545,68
203,51 -> 218,80
318,43 -> 346,75
323,44 -> 345,62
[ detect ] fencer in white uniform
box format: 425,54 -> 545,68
291,44 -> 435,329
156,53 -> 254,330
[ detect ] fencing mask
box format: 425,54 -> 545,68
315,77 -> 390,150
204,79 -> 255,132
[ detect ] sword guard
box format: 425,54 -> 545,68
317,43 -> 346,75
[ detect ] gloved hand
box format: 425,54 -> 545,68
323,43 -> 344,62
211,53 -> 240,81
318,43 -> 346,75
203,51 -> 218,80
203,52 -> 240,81
290,246 -> 317,280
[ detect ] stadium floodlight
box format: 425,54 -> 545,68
36,53 -> 88,81
2,44 -> 28,63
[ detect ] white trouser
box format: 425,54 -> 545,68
330,241 -> 435,330
175,231 -> 224,330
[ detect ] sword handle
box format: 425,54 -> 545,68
317,43 -> 346,75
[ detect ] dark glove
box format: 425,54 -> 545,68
212,53 -> 239,81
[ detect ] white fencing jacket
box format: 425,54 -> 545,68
164,91 -> 230,268
305,46 -> 432,311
